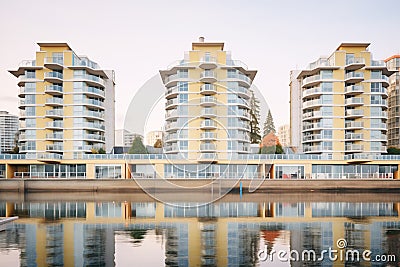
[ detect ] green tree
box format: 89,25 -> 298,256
98,148 -> 106,154
249,90 -> 261,144
128,136 -> 148,154
387,147 -> 400,154
263,110 -> 276,137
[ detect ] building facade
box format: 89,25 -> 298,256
145,130 -> 163,146
9,43 -> 115,158
277,124 -> 290,147
289,70 -> 302,151
296,43 -> 393,158
115,129 -> 143,147
386,55 -> 400,148
159,38 -> 257,162
0,111 -> 18,153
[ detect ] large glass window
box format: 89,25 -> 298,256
24,83 -> 36,92
178,69 -> 188,78
25,107 -> 35,116
26,118 -> 36,127
275,165 -> 305,179
179,94 -> 188,103
130,164 -> 156,178
371,70 -> 382,79
320,70 -> 333,79
178,82 -> 188,92
95,165 -> 122,179
25,95 -> 36,104
25,70 -> 35,79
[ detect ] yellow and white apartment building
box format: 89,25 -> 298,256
296,43 -> 394,158
159,38 -> 257,162
9,43 -> 115,159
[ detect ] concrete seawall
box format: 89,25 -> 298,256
1,178 -> 400,193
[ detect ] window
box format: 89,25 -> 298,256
26,118 -> 36,127
346,54 -> 354,64
95,165 -> 122,179
320,70 -> 333,79
321,106 -> 333,116
178,69 -> 188,78
26,70 -> 35,79
25,107 -> 35,116
371,82 -> 382,92
227,69 -> 236,78
178,82 -> 188,92
227,94 -> 237,103
25,95 -> 36,104
371,70 -> 382,79
24,83 -> 36,92
321,94 -> 333,104
179,94 -> 188,103
179,141 -> 188,150
321,82 -> 333,92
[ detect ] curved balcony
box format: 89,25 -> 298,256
227,73 -> 252,87
237,111 -> 251,121
83,110 -> 105,120
164,74 -> 189,87
345,121 -> 364,129
302,122 -> 323,132
45,85 -> 63,95
236,123 -> 251,131
200,132 -> 217,140
366,60 -> 386,70
165,109 -> 179,120
345,144 -> 363,152
370,99 -> 387,107
371,87 -> 388,98
46,133 -> 64,141
345,133 -> 363,141
345,57 -> 365,71
235,133 -> 250,142
17,74 -> 38,86
200,71 -> 217,83
302,99 -> 322,109
345,97 -> 363,107
302,111 -> 322,121
371,123 -> 387,130
303,145 -> 324,153
371,76 -> 390,87
302,87 -> 323,99
81,86 -> 105,98
165,98 -> 179,110
165,87 -> 179,99
164,144 -> 179,153
234,86 -> 250,99
200,84 -> 217,95
200,96 -> 217,106
200,108 -> 217,118
44,57 -> 64,70
345,109 -> 364,118
74,74 -> 106,88
45,97 -> 63,107
46,121 -> 64,130
81,122 -> 105,131
345,85 -> 364,95
200,143 -> 216,152
165,122 -> 180,131
18,86 -> 36,97
44,72 -> 63,83
232,99 -> 250,109
197,152 -> 218,162
370,111 -> 387,118
83,98 -> 104,109
200,120 -> 217,130
83,134 -> 105,143
345,72 -> 364,83
46,145 -> 64,153
302,134 -> 323,143
199,56 -> 217,69
45,109 -> 63,119
165,133 -> 179,142
302,75 -> 323,87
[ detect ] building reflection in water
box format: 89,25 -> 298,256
0,200 -> 399,266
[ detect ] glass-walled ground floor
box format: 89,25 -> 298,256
0,161 -> 399,179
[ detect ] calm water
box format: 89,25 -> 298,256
0,193 -> 399,267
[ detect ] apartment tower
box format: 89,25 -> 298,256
159,38 -> 257,162
296,43 -> 393,158
0,111 -> 19,153
386,55 -> 400,148
9,43 -> 115,159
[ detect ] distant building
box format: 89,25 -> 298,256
145,130 -> 163,146
278,124 -> 290,147
9,42 -> 115,158
289,70 -> 302,152
115,129 -> 143,147
0,111 -> 18,153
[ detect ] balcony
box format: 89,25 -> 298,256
164,145 -> 179,153
345,133 -> 363,141
74,74 -> 106,87
303,111 -> 322,120
303,145 -> 323,153
46,133 -> 64,140
45,97 -> 63,106
370,111 -> 387,118
44,57 -> 64,70
225,60 -> 248,70
165,87 -> 179,99
371,75 -> 390,87
46,121 -> 64,129
199,56 -> 217,69
345,121 -> 364,129
45,109 -> 63,118
200,84 -> 217,95
18,86 -> 36,97
198,153 -> 218,162
371,87 -> 388,97
345,109 -> 364,118
345,57 -> 365,70
370,99 -> 387,106
164,74 -> 189,87
45,85 -> 63,95
345,97 -> 363,106
345,72 -> 364,83
227,73 -> 252,87
345,85 -> 364,95
165,122 -> 179,131
46,145 -> 64,152
345,144 -> 364,152
82,122 -> 105,131
81,86 -> 105,98
302,75 -> 322,87
237,111 -> 251,121
200,143 -> 216,152
236,123 -> 251,131
165,133 -> 178,142
165,98 -> 179,110
83,98 -> 104,108
165,109 -> 179,120
83,110 -> 104,120
201,120 -> 217,129
201,132 -> 217,140
371,123 -> 387,130
302,99 -> 322,109
83,134 -> 105,142
17,74 -> 37,86
200,71 -> 217,83
200,96 -> 217,106
302,134 -> 323,143
303,87 -> 323,98
302,122 -> 323,131
236,133 -> 250,142
44,72 -> 63,83
200,108 -> 217,118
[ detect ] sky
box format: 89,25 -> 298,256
1,0 -> 400,132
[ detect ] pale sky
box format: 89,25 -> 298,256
1,0 -> 400,131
